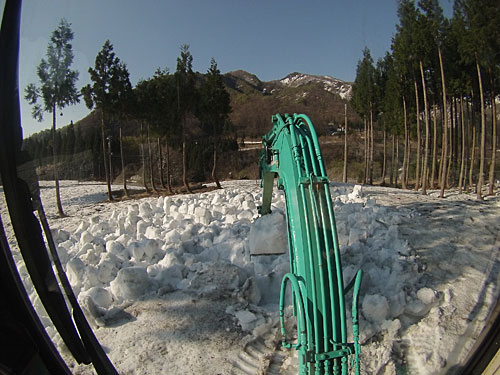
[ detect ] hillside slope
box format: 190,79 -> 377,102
28,70 -> 358,141
224,70 -> 358,138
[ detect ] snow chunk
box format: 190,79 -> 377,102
405,300 -> 429,317
67,257 -> 85,288
139,202 -> 152,218
362,294 -> 389,324
235,309 -> 257,331
194,206 -> 212,225
110,267 -> 155,300
85,286 -> 114,309
417,287 -> 437,305
144,225 -> 161,240
237,210 -> 254,221
52,228 -> 70,243
80,230 -> 94,245
347,185 -> 364,203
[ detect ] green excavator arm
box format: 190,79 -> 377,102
259,113 -> 362,375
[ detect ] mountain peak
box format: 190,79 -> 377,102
223,69 -> 353,101
279,72 -> 352,100
227,70 -> 262,85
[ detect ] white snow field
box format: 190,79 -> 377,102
1,180 -> 500,375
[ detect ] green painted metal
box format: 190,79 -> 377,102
259,114 -> 362,375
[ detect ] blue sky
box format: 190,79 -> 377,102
10,0 -> 453,137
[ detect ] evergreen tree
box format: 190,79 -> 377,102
392,0 -> 419,189
376,52 -> 397,185
455,0 -> 500,198
175,44 -> 198,193
351,47 -> 376,184
24,18 -> 79,217
448,11 -> 474,192
81,40 -> 131,201
379,52 -> 404,187
343,103 -> 348,183
417,0 -> 445,194
151,68 -> 180,193
200,58 -> 231,189
112,62 -> 133,196
73,123 -> 84,155
134,79 -> 154,193
65,121 -> 75,158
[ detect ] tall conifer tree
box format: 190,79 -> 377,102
352,47 -> 376,184
81,40 -> 132,201
175,45 -> 197,193
200,58 -> 231,189
25,19 -> 79,217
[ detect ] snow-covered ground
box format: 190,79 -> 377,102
1,180 -> 500,375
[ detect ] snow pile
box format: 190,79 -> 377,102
51,186 -> 290,333
330,185 -> 426,344
50,184 -> 415,345
7,180 -> 499,374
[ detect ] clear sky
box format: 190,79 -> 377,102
6,0 -> 453,138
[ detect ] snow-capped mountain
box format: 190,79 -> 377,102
224,70 -> 353,101
223,70 -> 356,138
279,72 -> 353,100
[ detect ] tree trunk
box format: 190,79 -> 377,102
476,54 -> 486,200
182,112 -> 192,193
402,96 -> 408,189
211,121 -> 222,189
446,99 -> 454,187
369,105 -> 374,185
390,133 -> 395,186
381,128 -> 386,185
405,129 -> 411,188
438,109 -> 444,188
464,99 -> 471,192
120,125 -> 128,197
212,137 -> 222,189
431,105 -> 438,189
101,110 -> 113,201
395,135 -> 400,188
458,96 -> 466,193
420,61 -> 430,195
343,103 -> 348,183
165,138 -> 173,194
414,78 -> 421,191
147,123 -> 157,192
140,121 -> 149,193
158,137 -> 165,189
108,135 -> 113,187
52,103 -> 66,216
488,71 -> 497,196
363,116 -> 368,184
438,47 -> 448,198
453,97 -> 460,182
469,119 -> 477,192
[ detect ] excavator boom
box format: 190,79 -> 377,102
259,114 -> 362,375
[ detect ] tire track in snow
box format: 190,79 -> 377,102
230,325 -> 298,375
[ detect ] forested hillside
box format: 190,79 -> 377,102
22,68 -> 357,191
223,70 -> 357,138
